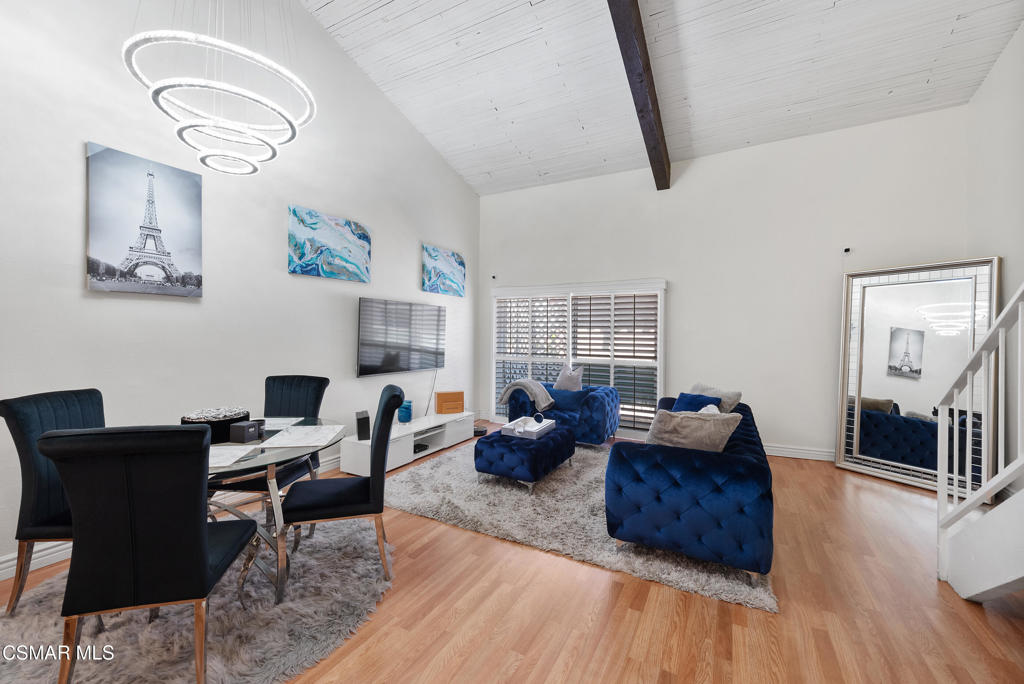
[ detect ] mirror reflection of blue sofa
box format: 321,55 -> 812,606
853,403 -> 982,486
604,397 -> 774,575
508,383 -> 620,445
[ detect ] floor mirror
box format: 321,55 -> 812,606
836,257 -> 1000,490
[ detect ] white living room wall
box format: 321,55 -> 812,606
478,107 -> 972,458
966,21 -> 1024,484
0,0 -> 479,567
968,22 -> 1024,297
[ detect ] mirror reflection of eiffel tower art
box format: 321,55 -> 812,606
887,326 -> 924,379
86,142 -> 203,298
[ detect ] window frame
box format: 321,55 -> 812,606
490,279 -> 666,435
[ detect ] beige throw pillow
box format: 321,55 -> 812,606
646,409 -> 742,453
691,382 -> 742,413
553,364 -> 584,391
860,396 -> 894,414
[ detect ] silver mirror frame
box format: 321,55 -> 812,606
835,257 -> 1001,489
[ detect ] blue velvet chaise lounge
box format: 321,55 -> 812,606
604,397 -> 774,574
508,383 -> 620,445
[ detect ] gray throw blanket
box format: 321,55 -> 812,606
497,378 -> 554,412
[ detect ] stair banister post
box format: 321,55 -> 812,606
1019,302 -> 1024,464
998,327 -> 1006,472
981,353 -> 991,491
937,401 -> 950,580
953,388 -> 961,505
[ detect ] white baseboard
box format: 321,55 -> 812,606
0,540 -> 72,581
764,443 -> 835,461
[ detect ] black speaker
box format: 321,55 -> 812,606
356,410 -> 370,441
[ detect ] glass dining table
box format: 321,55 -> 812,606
205,418 -> 345,604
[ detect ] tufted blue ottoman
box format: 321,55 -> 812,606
474,426 -> 575,492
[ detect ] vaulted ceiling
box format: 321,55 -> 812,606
302,0 -> 1024,195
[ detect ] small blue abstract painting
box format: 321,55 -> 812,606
422,243 -> 466,297
288,204 -> 371,283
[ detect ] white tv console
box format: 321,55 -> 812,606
339,411 -> 475,476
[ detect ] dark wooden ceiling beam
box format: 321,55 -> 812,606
607,0 -> 671,190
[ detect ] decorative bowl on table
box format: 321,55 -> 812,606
181,406 -> 250,444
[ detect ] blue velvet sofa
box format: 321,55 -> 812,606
508,383 -> 620,445
854,404 -> 981,485
604,398 -> 773,574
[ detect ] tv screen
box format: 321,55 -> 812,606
358,298 -> 446,376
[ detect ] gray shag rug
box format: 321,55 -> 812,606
0,518 -> 391,683
386,441 -> 778,613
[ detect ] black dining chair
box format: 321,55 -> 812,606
0,388 -> 105,616
38,425 -> 258,684
208,375 -> 330,534
277,385 -> 404,600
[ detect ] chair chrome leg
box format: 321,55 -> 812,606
6,540 -> 33,616
194,599 -> 207,684
58,615 -> 81,684
275,525 -> 289,604
237,535 -> 260,609
373,515 -> 391,581
268,465 -> 289,604
306,461 -> 318,539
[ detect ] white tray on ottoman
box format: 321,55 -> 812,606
501,417 -> 556,439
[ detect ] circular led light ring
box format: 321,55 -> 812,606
920,311 -> 972,319
151,78 -> 298,145
175,120 -> 278,163
936,330 -> 961,336
122,30 -> 315,133
198,151 -> 260,176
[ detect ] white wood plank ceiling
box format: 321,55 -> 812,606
302,0 -> 1024,194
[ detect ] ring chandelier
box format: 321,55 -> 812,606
122,30 -> 316,176
916,303 -> 987,337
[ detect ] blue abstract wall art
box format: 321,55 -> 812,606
288,204 -> 371,283
422,243 -> 466,297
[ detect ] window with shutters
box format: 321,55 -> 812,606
493,283 -> 662,430
493,296 -> 568,416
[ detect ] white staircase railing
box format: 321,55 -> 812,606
937,279 -> 1024,583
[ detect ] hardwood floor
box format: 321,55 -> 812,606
4,432 -> 1024,683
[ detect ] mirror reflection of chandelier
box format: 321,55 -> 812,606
121,1 -> 315,176
916,302 -> 986,336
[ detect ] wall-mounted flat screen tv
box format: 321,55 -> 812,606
358,297 -> 446,376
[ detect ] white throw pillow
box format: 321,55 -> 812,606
697,404 -> 720,414
691,382 -> 742,413
553,364 -> 584,391
646,409 -> 742,453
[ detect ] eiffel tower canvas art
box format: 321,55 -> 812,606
86,143 -> 202,297
887,326 -> 924,379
